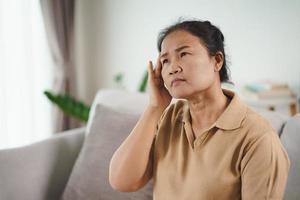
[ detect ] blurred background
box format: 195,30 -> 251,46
0,0 -> 300,149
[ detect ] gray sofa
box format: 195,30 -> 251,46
0,89 -> 299,200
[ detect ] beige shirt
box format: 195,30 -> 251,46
152,89 -> 290,200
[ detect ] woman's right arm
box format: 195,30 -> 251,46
109,59 -> 171,192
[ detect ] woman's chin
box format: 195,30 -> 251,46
170,90 -> 191,99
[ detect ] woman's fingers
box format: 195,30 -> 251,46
147,61 -> 154,78
154,57 -> 162,78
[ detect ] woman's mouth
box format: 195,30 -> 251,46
171,78 -> 185,87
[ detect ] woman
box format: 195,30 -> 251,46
109,19 -> 290,199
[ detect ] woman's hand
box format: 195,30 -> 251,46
147,58 -> 172,111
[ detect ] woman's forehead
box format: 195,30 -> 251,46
161,30 -> 205,55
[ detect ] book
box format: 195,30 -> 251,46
244,82 -> 289,93
242,82 -> 295,100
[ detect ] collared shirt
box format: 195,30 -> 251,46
152,89 -> 290,200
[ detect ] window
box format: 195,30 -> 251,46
0,0 -> 53,149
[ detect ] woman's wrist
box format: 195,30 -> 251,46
145,104 -> 166,118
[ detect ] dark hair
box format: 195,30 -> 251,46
157,19 -> 231,83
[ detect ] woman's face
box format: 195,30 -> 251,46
160,30 -> 222,99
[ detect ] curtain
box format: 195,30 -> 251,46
40,0 -> 81,132
0,0 -> 53,149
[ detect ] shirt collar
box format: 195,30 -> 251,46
182,89 -> 247,131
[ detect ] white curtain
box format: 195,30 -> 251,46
0,0 -> 53,149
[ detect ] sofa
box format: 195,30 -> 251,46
0,89 -> 299,200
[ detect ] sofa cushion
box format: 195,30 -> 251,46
280,114 -> 300,200
0,127 -> 85,200
255,110 -> 289,136
61,104 -> 153,200
85,89 -> 148,138
92,89 -> 148,113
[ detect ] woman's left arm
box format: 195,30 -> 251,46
241,131 -> 290,200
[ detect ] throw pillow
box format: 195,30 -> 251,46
61,104 -> 153,200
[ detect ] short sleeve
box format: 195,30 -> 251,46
241,131 -> 290,199
155,106 -> 170,132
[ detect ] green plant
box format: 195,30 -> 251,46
114,72 -> 124,84
44,71 -> 148,122
44,90 -> 90,123
138,70 -> 148,92
114,72 -> 124,88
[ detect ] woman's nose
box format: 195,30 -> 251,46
169,64 -> 182,75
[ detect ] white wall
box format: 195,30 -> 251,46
75,0 -> 300,104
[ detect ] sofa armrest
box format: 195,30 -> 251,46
0,127 -> 85,200
280,114 -> 300,199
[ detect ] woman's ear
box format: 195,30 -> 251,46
214,52 -> 224,72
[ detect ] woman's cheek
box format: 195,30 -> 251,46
161,68 -> 167,83
161,70 -> 170,91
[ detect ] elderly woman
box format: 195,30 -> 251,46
109,19 -> 290,200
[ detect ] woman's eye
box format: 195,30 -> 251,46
180,52 -> 188,57
162,59 -> 168,64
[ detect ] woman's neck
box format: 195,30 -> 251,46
187,84 -> 230,130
